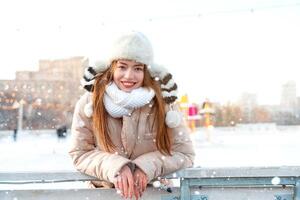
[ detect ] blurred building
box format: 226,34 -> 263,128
280,81 -> 297,114
274,81 -> 299,125
0,56 -> 88,130
298,97 -> 300,116
238,92 -> 257,123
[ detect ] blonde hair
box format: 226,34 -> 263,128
92,60 -> 172,155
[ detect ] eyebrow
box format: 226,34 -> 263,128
118,61 -> 144,67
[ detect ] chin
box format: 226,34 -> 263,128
121,85 -> 142,92
123,89 -> 132,92
118,86 -> 131,92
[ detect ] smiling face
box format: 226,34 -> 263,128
113,59 -> 145,92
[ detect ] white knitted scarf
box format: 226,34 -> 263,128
103,82 -> 155,118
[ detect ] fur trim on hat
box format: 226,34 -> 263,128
148,64 -> 169,80
165,110 -> 182,128
94,60 -> 109,72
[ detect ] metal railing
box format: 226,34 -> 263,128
1,166 -> 300,200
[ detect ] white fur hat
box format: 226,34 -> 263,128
107,31 -> 154,67
81,31 -> 182,128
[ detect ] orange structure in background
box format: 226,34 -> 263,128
179,95 -> 215,139
179,94 -> 189,126
201,101 -> 214,127
179,94 -> 200,132
188,104 -> 198,132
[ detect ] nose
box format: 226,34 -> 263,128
124,68 -> 134,79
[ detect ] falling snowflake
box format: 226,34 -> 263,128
194,191 -> 200,195
153,181 -> 161,188
271,177 -> 280,185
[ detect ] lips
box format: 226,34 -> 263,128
121,81 -> 136,88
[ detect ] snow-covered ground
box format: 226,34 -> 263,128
192,126 -> 300,167
0,125 -> 300,172
0,129 -> 74,171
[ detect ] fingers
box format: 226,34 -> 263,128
114,175 -> 123,196
141,177 -> 147,192
115,165 -> 135,199
134,179 -> 142,198
122,173 -> 129,198
134,186 -> 140,200
127,172 -> 134,199
137,170 -> 147,192
133,169 -> 148,199
139,183 -> 143,198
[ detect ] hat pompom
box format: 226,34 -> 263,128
165,110 -> 182,128
84,102 -> 93,118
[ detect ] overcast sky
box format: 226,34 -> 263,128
1,0 -> 300,105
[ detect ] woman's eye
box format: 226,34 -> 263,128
118,66 -> 126,69
135,67 -> 143,71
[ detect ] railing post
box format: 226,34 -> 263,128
294,179 -> 300,200
180,178 -> 190,200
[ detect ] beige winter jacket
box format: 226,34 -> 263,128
69,92 -> 195,188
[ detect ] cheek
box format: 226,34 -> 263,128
113,71 -> 121,82
137,73 -> 144,85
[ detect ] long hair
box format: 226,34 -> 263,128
92,60 -> 172,155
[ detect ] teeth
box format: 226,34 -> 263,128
122,82 -> 135,86
123,82 -> 133,84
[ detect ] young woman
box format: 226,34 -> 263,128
69,31 -> 195,199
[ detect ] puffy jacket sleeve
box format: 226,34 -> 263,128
69,93 -> 131,183
132,104 -> 195,182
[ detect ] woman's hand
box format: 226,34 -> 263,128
133,168 -> 148,200
114,165 -> 134,199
